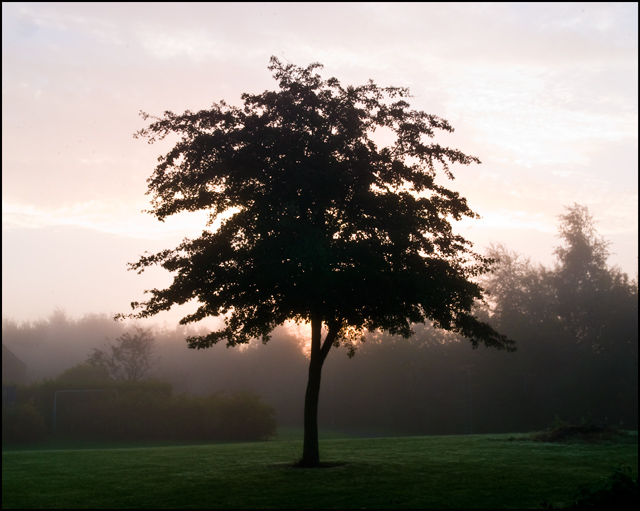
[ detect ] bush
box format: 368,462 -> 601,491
2,400 -> 48,445
215,392 -> 278,441
6,374 -> 277,444
568,465 -> 638,509
56,363 -> 111,385
542,465 -> 638,509
53,388 -> 277,442
188,392 -> 278,442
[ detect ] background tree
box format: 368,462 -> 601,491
553,203 -> 615,349
119,57 -> 514,466
88,326 -> 157,382
479,205 -> 638,429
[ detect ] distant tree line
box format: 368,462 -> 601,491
314,204 -> 637,434
474,204 -> 637,431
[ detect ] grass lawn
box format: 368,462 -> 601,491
2,431 -> 637,509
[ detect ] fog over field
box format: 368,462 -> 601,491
2,208 -> 637,436
4,209 -> 638,435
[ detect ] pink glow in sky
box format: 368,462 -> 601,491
2,2 -> 638,327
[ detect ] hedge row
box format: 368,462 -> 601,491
3,376 -> 277,444
53,390 -> 277,442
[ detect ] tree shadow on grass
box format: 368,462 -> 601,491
270,461 -> 348,469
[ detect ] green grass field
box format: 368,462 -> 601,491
2,431 -> 637,509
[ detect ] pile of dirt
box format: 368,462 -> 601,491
531,424 -> 632,444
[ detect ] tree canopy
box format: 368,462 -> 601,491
121,57 -> 514,465
552,204 -> 617,348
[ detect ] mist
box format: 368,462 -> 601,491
3,202 -> 637,436
3,299 -> 637,436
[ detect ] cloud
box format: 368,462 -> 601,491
2,199 -> 209,241
2,2 -> 637,324
458,209 -> 554,234
137,28 -> 226,62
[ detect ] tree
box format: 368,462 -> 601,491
479,206 -> 638,429
119,57 -> 514,466
87,326 -> 157,382
482,243 -> 558,334
552,203 -> 614,348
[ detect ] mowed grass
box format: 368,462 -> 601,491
2,432 -> 637,509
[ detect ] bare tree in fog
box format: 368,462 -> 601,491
87,326 -> 157,381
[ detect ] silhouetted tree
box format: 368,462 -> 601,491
119,57 -> 514,466
87,326 -> 157,381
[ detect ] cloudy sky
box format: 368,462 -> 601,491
2,2 -> 638,327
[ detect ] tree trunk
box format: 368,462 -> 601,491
299,315 -> 339,467
301,354 -> 323,465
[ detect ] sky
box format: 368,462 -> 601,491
2,2 -> 638,328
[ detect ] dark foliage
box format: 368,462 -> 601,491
54,389 -> 276,442
2,400 -> 47,445
477,204 -> 638,431
542,465 -> 638,509
122,56 -> 512,352
3,372 -> 276,444
56,363 -> 111,384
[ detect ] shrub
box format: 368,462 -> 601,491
2,399 -> 48,445
542,465 -> 638,509
6,374 -> 276,444
568,465 -> 637,509
215,392 -> 278,441
56,363 -> 112,385
52,387 -> 276,442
